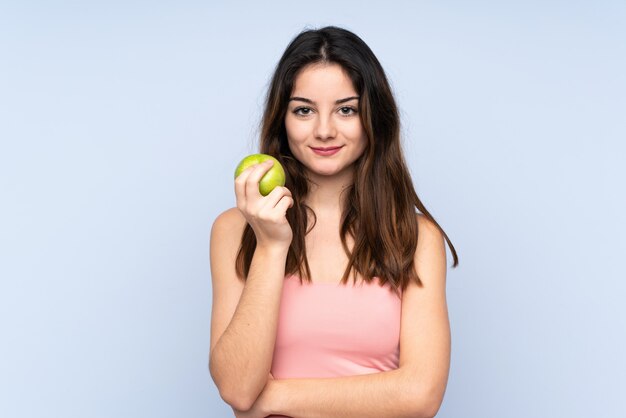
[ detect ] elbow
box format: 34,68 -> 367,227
407,399 -> 441,418
412,388 -> 445,418
219,389 -> 256,413
209,356 -> 258,412
212,378 -> 257,412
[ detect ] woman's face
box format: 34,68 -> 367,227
285,63 -> 367,181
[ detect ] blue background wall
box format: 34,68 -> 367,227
1,1 -> 624,417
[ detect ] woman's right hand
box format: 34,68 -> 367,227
235,159 -> 294,250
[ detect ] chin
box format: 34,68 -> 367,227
306,163 -> 350,178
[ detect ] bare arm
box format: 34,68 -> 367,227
263,367 -> 437,418
209,160 -> 294,411
209,219 -> 287,410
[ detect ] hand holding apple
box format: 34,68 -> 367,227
234,154 -> 293,249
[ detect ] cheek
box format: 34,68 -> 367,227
346,121 -> 367,145
351,124 -> 368,158
285,119 -> 306,156
285,118 -> 309,144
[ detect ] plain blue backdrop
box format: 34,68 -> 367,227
1,1 -> 625,417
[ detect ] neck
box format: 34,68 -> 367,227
304,168 -> 354,215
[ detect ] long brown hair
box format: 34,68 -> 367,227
236,26 -> 459,295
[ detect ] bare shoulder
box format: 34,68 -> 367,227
209,207 -> 247,283
414,213 -> 447,286
212,207 -> 247,237
416,213 -> 445,248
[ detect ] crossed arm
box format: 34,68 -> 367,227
246,367 -> 442,418
234,215 -> 451,418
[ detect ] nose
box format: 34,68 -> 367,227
313,114 -> 337,141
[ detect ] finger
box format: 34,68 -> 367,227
234,167 -> 251,208
273,194 -> 294,214
245,160 -> 274,199
234,163 -> 259,205
259,186 -> 292,211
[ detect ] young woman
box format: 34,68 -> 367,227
209,26 -> 459,418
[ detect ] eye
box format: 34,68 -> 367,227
293,106 -> 313,116
339,106 -> 357,116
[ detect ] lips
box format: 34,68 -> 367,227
310,146 -> 343,156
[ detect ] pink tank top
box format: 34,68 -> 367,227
271,274 -> 402,379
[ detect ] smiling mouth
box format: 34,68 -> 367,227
310,146 -> 343,151
310,146 -> 343,157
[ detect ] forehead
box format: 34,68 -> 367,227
291,63 -> 357,98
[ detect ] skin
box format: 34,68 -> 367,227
209,63 -> 451,417
285,62 -> 367,210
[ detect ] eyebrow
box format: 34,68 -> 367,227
288,96 -> 360,105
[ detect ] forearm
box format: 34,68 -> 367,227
267,368 -> 436,418
210,245 -> 288,407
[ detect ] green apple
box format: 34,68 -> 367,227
234,153 -> 286,196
